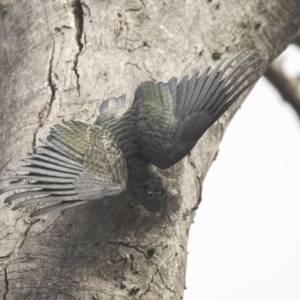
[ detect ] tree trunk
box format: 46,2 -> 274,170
1,0 -> 299,299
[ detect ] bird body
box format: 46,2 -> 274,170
0,51 -> 262,217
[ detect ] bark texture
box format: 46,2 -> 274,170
0,0 -> 300,299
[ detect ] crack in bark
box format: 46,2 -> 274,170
107,244 -> 144,281
187,154 -> 203,186
186,154 -> 203,213
47,36 -> 56,120
0,253 -> 11,260
139,257 -> 178,299
0,147 -> 23,173
3,266 -> 9,300
155,257 -> 179,300
157,270 -> 178,300
71,0 -> 85,96
28,214 -> 60,238
139,285 -> 150,298
109,241 -> 148,259
85,102 -> 99,123
142,61 -> 156,81
0,232 -> 13,243
108,241 -> 178,299
32,36 -> 56,148
128,41 -> 150,53
139,0 -> 145,8
125,62 -> 157,82
8,216 -> 38,272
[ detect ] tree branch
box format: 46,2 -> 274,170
294,35 -> 300,47
265,60 -> 300,119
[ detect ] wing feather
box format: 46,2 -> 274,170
185,69 -> 209,117
176,75 -> 189,118
1,122 -> 127,216
167,77 -> 178,112
182,71 -> 199,119
133,51 -> 263,169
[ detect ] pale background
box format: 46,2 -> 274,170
185,46 -> 300,300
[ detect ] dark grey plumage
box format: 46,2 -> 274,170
0,51 -> 262,217
133,52 -> 261,168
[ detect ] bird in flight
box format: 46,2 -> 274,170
0,51 -> 262,217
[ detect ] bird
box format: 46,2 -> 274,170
0,51 -> 262,217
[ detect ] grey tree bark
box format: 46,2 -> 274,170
0,0 -> 300,299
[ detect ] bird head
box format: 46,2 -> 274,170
127,163 -> 167,213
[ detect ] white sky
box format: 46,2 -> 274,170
185,46 -> 300,300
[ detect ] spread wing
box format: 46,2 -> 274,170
133,51 -> 262,169
0,121 -> 127,217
